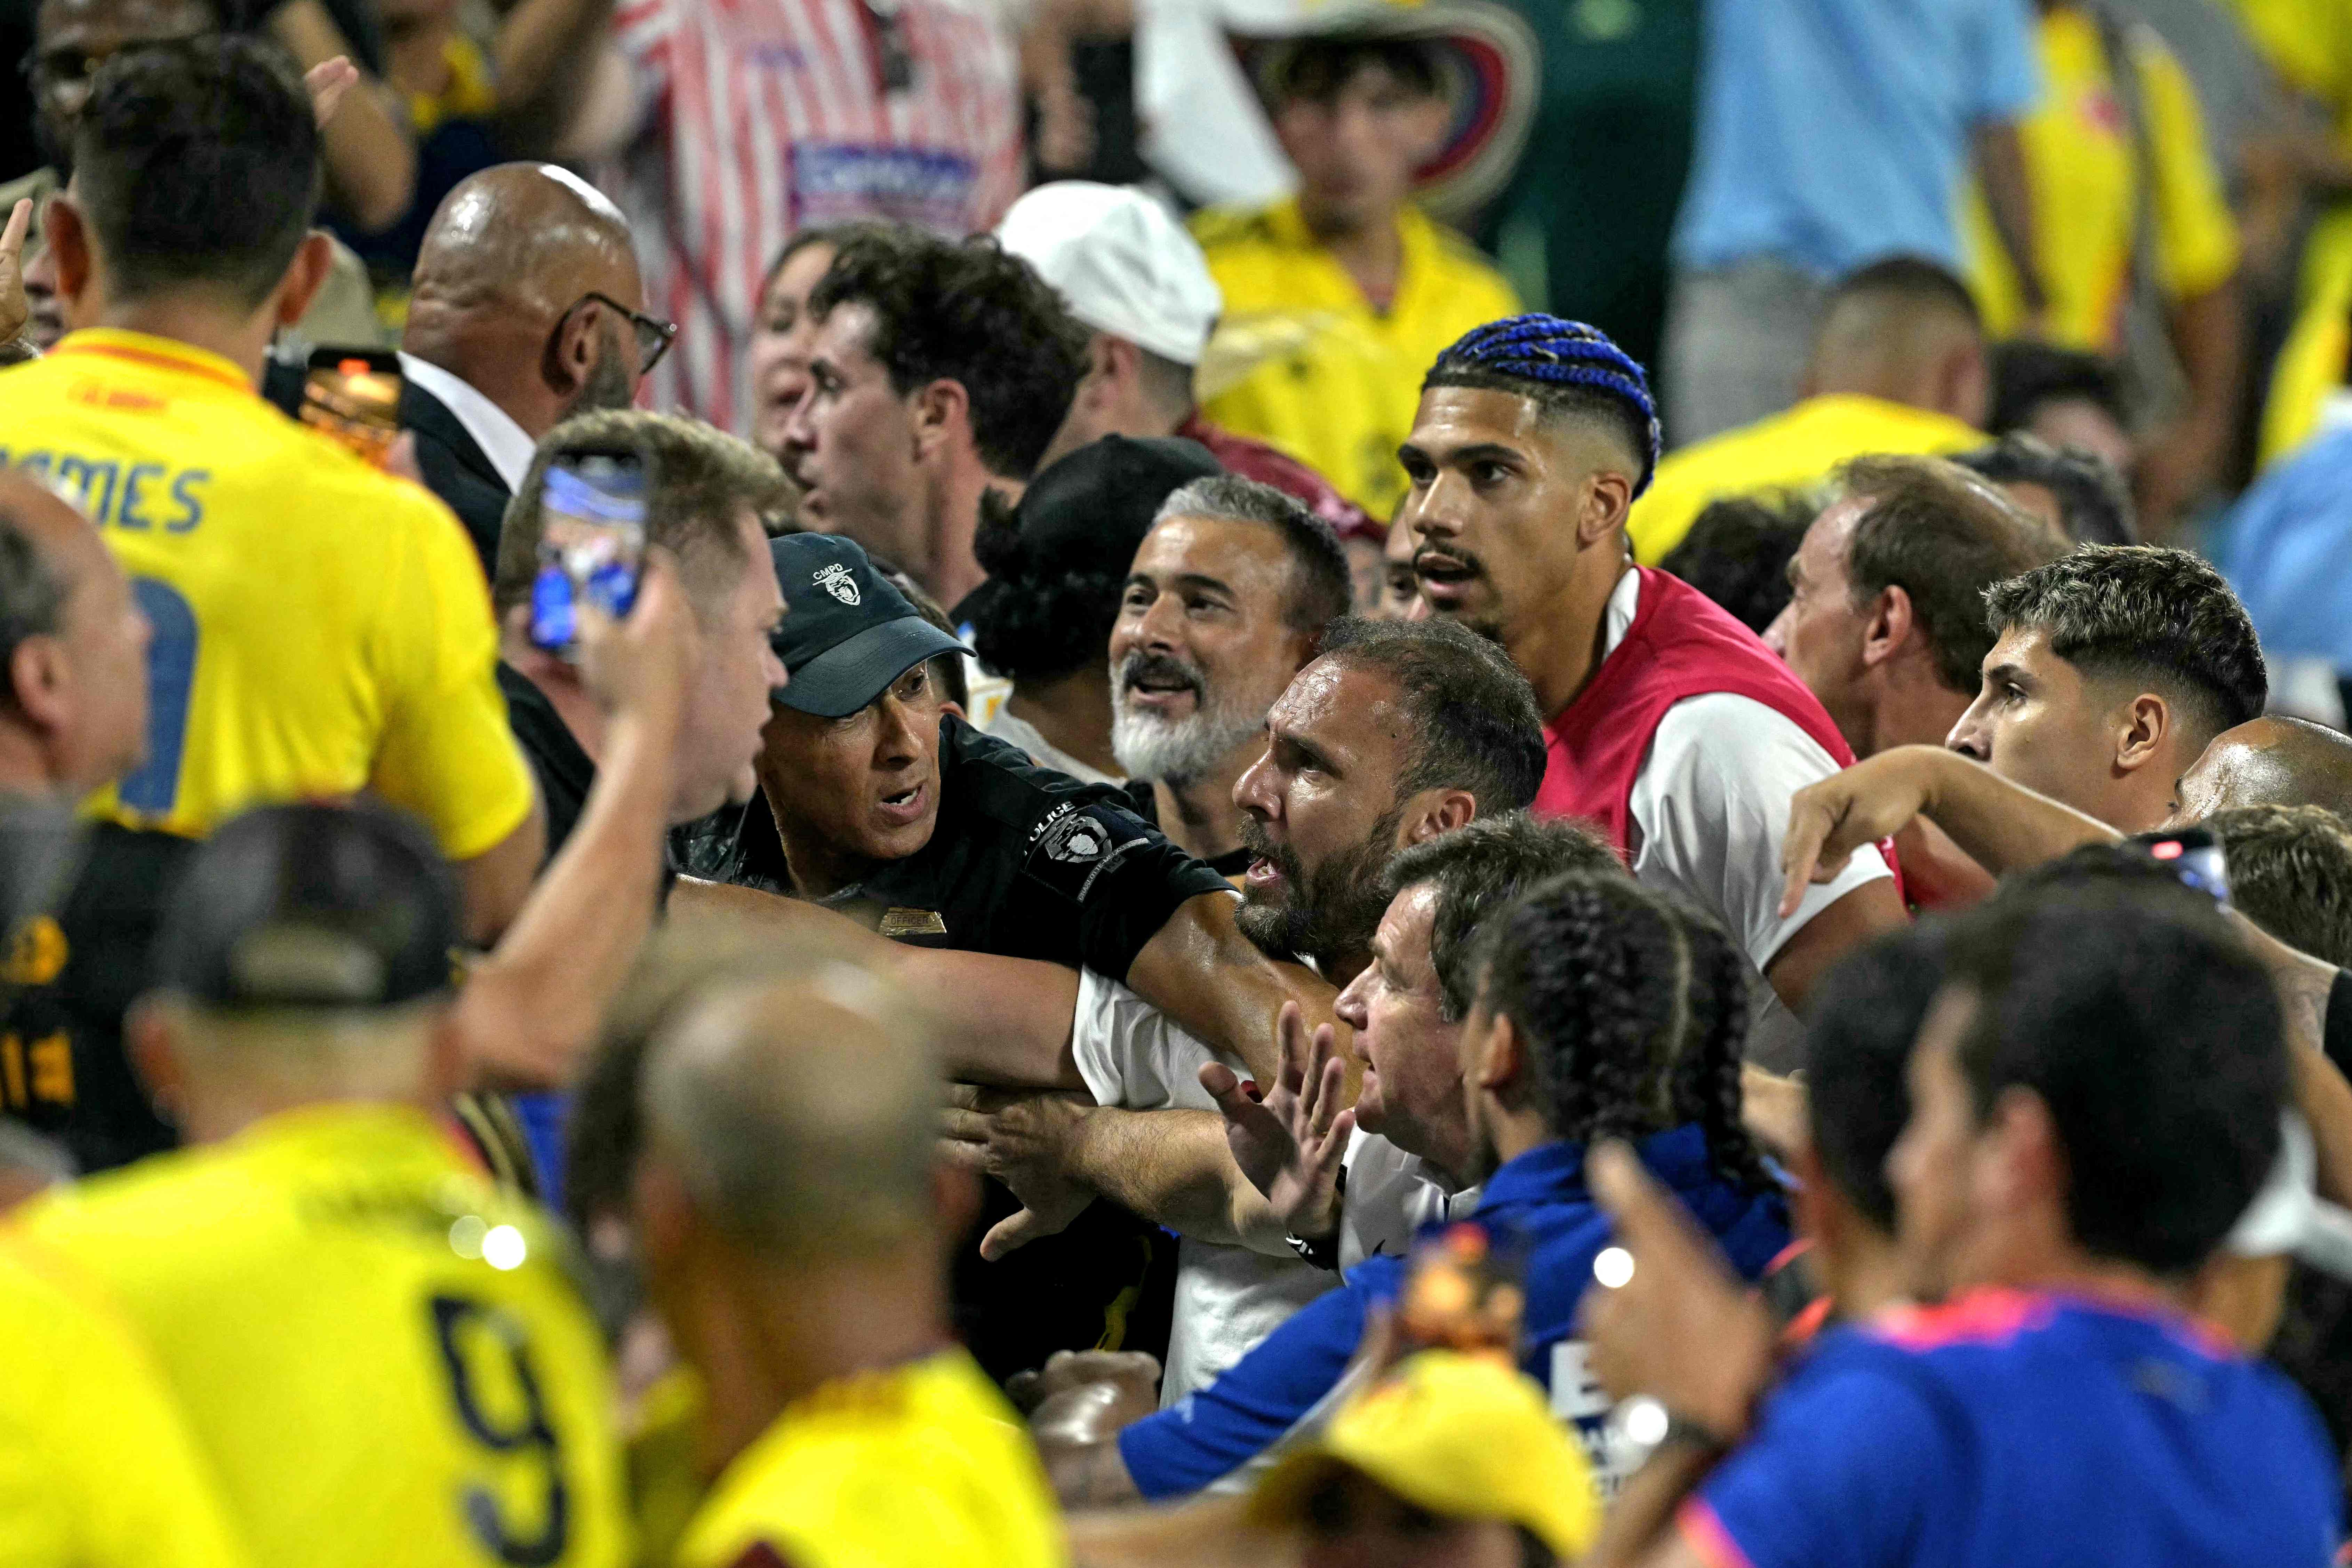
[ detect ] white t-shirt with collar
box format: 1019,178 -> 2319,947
1601,570 -> 1892,1059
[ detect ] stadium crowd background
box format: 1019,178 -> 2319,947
8,0 -> 2352,1564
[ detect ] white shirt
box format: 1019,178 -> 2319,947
1338,1126 -> 1475,1271
1606,570 -> 1893,1055
395,352 -> 537,496
1071,968 -> 1332,1403
984,708 -> 1121,787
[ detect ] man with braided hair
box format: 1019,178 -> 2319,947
1021,867 -> 1791,1505
1400,313 -> 1907,1062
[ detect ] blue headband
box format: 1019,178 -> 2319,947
1427,314 -> 1662,498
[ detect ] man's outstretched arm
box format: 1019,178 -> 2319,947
667,878 -> 1087,1090
1779,746 -> 2119,918
1125,892 -> 1340,1084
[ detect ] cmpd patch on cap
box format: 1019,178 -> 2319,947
814,562 -> 861,606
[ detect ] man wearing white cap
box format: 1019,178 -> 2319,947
999,181 -> 1377,563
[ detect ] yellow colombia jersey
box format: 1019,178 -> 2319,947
21,1103 -> 631,1568
1960,5 -> 2238,351
0,1231 -> 249,1568
674,1348 -> 1066,1568
1195,198 -> 1519,517
1629,393 -> 1985,563
0,330 -> 533,855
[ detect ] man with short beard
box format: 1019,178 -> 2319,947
944,618 -> 1550,1403
1112,475 -> 1354,871
390,163 -> 666,573
1400,316 -> 1905,1060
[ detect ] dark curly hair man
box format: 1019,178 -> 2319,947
779,226 -> 1091,607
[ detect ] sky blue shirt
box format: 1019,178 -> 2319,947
2219,423 -> 2352,671
1691,1291 -> 2341,1567
1671,0 -> 2040,278
1117,1124 -> 1791,1499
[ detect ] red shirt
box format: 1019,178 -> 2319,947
1177,413 -> 1380,544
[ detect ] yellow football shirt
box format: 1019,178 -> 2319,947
674,1348 -> 1066,1568
1196,198 -> 1520,516
22,1102 -> 631,1568
1629,394 -> 1985,563
1960,6 -> 2239,350
0,330 -> 534,857
0,1232 -> 249,1568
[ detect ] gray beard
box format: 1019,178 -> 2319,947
1110,695 -> 1266,786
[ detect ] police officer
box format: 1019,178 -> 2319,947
679,532 -> 1334,1380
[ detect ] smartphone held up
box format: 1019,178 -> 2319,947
530,444 -> 653,654
297,348 -> 403,468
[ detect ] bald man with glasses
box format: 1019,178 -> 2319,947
367,160 -> 672,571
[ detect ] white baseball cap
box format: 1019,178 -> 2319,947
996,182 -> 1223,368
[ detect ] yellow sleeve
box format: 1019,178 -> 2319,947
365,484 -> 536,861
0,1244 -> 250,1568
2138,39 -> 2240,303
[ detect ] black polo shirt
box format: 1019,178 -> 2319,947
678,715 -> 1232,976
677,715 -> 1235,1381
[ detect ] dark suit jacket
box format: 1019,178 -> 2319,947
399,376 -> 514,575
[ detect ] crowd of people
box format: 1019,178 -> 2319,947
5,0 -> 2352,1565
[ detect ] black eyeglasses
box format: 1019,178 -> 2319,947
568,292 -> 677,376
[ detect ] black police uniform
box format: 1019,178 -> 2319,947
678,715 -> 1235,1382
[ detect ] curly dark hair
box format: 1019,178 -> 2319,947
1982,544 -> 2267,751
809,228 -> 1091,480
1473,872 -> 1775,1194
967,488 -> 1128,681
1382,813 -> 1625,1023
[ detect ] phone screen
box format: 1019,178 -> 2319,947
2136,826 -> 2232,906
529,450 -> 649,652
298,351 -> 403,468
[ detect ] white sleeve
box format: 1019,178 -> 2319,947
1070,967 -> 1226,1112
1628,694 -> 1891,974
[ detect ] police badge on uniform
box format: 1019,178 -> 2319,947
1037,812 -> 1109,865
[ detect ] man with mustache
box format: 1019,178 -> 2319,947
943,618 -> 1550,1403
1112,475 -> 1355,870
1399,315 -> 1906,1061
964,435 -> 1225,786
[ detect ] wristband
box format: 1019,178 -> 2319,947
1285,1229 -> 1341,1271
1281,1160 -> 1346,1271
